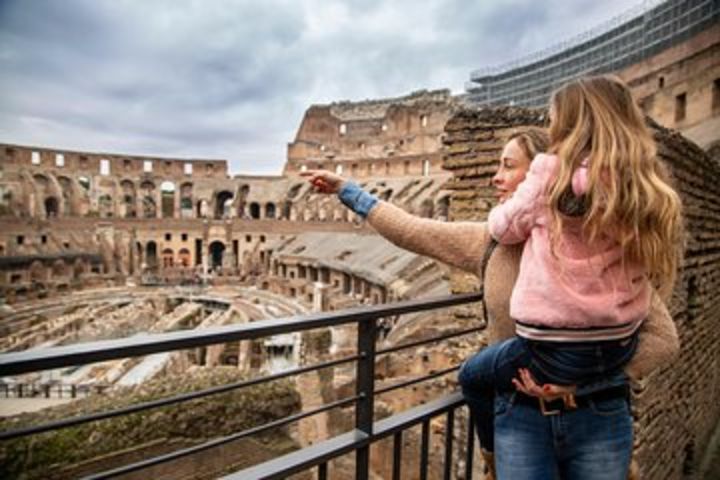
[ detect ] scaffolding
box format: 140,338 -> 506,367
465,0 -> 720,108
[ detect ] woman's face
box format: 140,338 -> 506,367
492,138 -> 532,202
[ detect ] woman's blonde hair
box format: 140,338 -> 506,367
507,127 -> 550,162
547,75 -> 683,298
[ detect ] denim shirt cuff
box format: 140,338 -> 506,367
338,181 -> 379,218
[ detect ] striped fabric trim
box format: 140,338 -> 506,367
515,318 -> 644,342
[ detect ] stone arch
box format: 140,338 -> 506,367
287,183 -> 303,199
98,194 -> 113,218
178,248 -> 191,267
236,185 -> 250,218
196,199 -> 209,219
161,248 -> 174,268
160,181 -> 175,218
135,241 -> 143,270
78,176 -> 91,191
140,181 -> 157,218
44,196 -> 59,218
120,179 -> 137,218
215,190 -> 234,219
283,201 -> 293,221
180,182 -> 193,218
52,259 -> 68,277
249,202 -> 261,219
33,173 -> 49,189
146,241 -> 158,269
57,176 -> 74,216
73,258 -> 87,278
420,198 -> 434,218
209,241 -> 225,269
435,195 -> 449,220
29,260 -> 45,282
265,202 -> 276,219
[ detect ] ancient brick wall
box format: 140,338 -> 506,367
442,106 -> 720,478
619,23 -> 720,149
285,89 -> 457,177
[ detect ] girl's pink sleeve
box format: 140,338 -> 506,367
488,154 -> 554,244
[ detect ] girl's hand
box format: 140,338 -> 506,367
300,169 -> 346,194
512,368 -> 577,401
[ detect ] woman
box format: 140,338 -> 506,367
303,127 -> 679,479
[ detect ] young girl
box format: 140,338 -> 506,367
481,74 -> 683,394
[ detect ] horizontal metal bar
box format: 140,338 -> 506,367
376,326 -> 482,356
224,392 -> 466,479
84,395 -> 360,480
375,366 -> 459,396
0,292 -> 482,376
0,354 -> 360,441
373,392 -> 465,440
222,429 -> 370,480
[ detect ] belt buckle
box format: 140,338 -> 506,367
539,394 -> 577,416
539,398 -> 562,416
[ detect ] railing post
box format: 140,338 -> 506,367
355,316 -> 377,479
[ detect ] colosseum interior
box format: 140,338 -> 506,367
1,7 -> 719,480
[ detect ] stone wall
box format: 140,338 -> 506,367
619,23 -> 720,149
442,106 -> 720,479
285,89 -> 458,177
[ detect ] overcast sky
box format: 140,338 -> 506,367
0,0 -> 636,175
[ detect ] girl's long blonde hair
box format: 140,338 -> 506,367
547,75 -> 683,298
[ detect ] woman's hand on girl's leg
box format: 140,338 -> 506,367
512,368 -> 577,401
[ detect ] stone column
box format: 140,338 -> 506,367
156,190 -> 162,219
174,188 -> 181,219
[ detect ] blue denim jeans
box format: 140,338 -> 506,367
494,390 -> 633,479
458,335 -> 635,454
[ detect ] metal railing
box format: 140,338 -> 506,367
0,292 -> 484,479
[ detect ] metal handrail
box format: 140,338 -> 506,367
0,354 -> 361,441
0,291 -> 485,479
0,292 -> 482,376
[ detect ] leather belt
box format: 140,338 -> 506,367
513,385 -> 629,416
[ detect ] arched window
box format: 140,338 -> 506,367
249,202 -> 261,219
265,202 -> 276,219
215,191 -> 234,219
44,197 -> 59,218
160,181 -> 175,218
161,248 -> 174,268
178,248 -> 191,267
146,241 -> 158,269
209,241 -> 225,269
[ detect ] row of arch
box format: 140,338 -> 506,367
22,257 -> 95,283
138,240 -> 228,271
29,174 -> 448,223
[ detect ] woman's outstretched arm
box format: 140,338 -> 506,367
302,170 -> 491,274
367,201 -> 491,274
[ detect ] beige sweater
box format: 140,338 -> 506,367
367,201 -> 679,380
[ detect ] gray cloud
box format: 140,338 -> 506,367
0,0 -> 632,174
